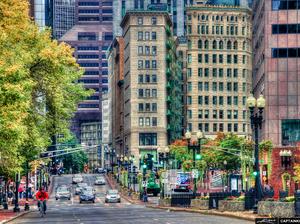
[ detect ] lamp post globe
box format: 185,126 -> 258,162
196,130 -> 203,139
247,93 -> 256,109
165,146 -> 170,153
257,94 -> 266,109
185,130 -> 192,140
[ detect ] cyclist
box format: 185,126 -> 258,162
36,187 -> 49,214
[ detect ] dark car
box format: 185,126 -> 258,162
79,187 -> 96,203
75,183 -> 88,195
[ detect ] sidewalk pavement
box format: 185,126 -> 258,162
105,174 -> 261,221
0,199 -> 35,224
105,174 -> 157,205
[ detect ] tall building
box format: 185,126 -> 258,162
53,0 -> 76,39
31,0 -> 53,29
107,37 -> 125,157
113,0 -> 195,37
185,4 -> 252,138
101,92 -> 111,169
252,0 -> 300,146
118,10 -> 182,166
59,0 -> 113,140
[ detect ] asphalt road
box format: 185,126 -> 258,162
9,174 -> 253,224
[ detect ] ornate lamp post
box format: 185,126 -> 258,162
185,130 -> 205,195
247,94 -> 266,213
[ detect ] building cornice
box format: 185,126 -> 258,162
186,5 -> 251,13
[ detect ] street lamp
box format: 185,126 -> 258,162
185,130 -> 205,195
24,160 -> 30,211
247,93 -> 266,213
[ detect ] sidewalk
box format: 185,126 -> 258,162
0,199 -> 35,224
105,174 -> 157,205
106,174 -> 260,221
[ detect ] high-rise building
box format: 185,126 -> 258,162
59,0 -> 113,140
113,0 -> 195,37
53,0 -> 76,39
117,10 -> 182,166
252,0 -> 300,146
31,0 -> 53,29
185,4 -> 252,138
107,37 -> 125,157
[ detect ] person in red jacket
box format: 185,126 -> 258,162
36,187 -> 49,214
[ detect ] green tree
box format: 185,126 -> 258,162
61,151 -> 88,174
0,0 -> 92,176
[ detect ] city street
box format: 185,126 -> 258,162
8,174 -> 252,224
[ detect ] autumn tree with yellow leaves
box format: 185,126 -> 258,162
0,0 -> 92,176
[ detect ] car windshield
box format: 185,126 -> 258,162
57,187 -> 69,193
74,174 -> 82,178
77,183 -> 87,187
108,190 -> 118,195
82,190 -> 93,195
96,177 -> 104,180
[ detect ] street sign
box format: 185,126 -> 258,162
155,179 -> 160,185
142,181 -> 147,187
192,169 -> 199,178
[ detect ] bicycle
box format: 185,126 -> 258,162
38,200 -> 46,218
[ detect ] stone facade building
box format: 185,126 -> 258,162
185,4 -> 252,138
252,0 -> 300,146
119,10 -> 183,166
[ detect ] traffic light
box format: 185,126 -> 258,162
142,164 -> 147,169
252,171 -> 258,177
195,154 -> 202,160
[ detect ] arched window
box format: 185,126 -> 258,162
233,41 -> 238,50
213,40 -> 217,49
198,39 -> 202,49
231,16 -> 234,21
219,40 -> 223,49
216,15 -> 219,21
205,40 -> 209,49
201,15 -> 205,20
227,40 -> 231,50
243,41 -> 246,50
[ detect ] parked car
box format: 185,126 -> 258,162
72,174 -> 83,184
75,183 -> 88,195
79,187 -> 96,203
105,190 -> 121,203
55,186 -> 71,200
94,176 -> 106,185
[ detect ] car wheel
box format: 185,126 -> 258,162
93,200 -> 95,203
80,200 -> 82,204
68,197 -> 71,200
118,200 -> 121,203
105,200 -> 108,203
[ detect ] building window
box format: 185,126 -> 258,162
145,32 -> 150,40
145,117 -> 150,126
152,60 -> 157,69
213,110 -> 217,119
228,123 -> 232,132
272,0 -> 300,10
282,119 -> 300,145
198,68 -> 202,77
188,82 -> 192,92
139,133 -> 157,146
233,82 -> 238,92
151,17 -> 157,25
145,103 -> 151,111
188,54 -> 192,64
233,110 -> 238,119
152,117 -> 157,126
234,123 -> 238,132
198,40 -> 202,49
204,82 -> 209,91
152,103 -> 157,112
145,60 -> 150,69
213,96 -> 217,105
138,89 -> 143,97
227,68 -> 232,77
219,40 -> 223,49
213,68 -> 217,77
219,96 -> 224,105
187,96 -> 192,105
219,82 -> 224,91
272,48 -> 300,58
138,31 -> 143,40
227,55 -> 232,64
152,74 -> 157,83
212,82 -> 217,91
198,54 -> 202,63
205,40 -> 209,49
152,32 -> 157,40
152,46 -> 157,55
234,96 -> 238,105
138,46 -> 143,55
198,110 -> 203,119
204,68 -> 209,77
139,117 -> 144,126
205,123 -> 209,132
204,96 -> 209,105
234,55 -> 238,64
213,40 -> 217,49
219,55 -> 223,63
204,110 -> 209,119
198,96 -> 202,105
227,96 -> 232,105
138,103 -> 144,111
138,17 -> 143,25
213,54 -> 217,63
205,54 -> 209,63
152,89 -> 157,97
188,110 -> 192,119
227,110 -> 232,119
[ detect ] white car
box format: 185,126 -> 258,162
105,190 -> 121,203
72,174 -> 83,184
94,176 -> 106,185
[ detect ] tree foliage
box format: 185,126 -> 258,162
61,151 -> 88,174
0,0 -> 91,176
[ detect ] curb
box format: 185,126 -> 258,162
145,205 -> 256,222
2,211 -> 32,224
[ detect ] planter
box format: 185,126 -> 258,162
218,200 -> 245,212
159,198 -> 171,207
258,201 -> 295,218
132,194 -> 139,200
191,199 -> 209,210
